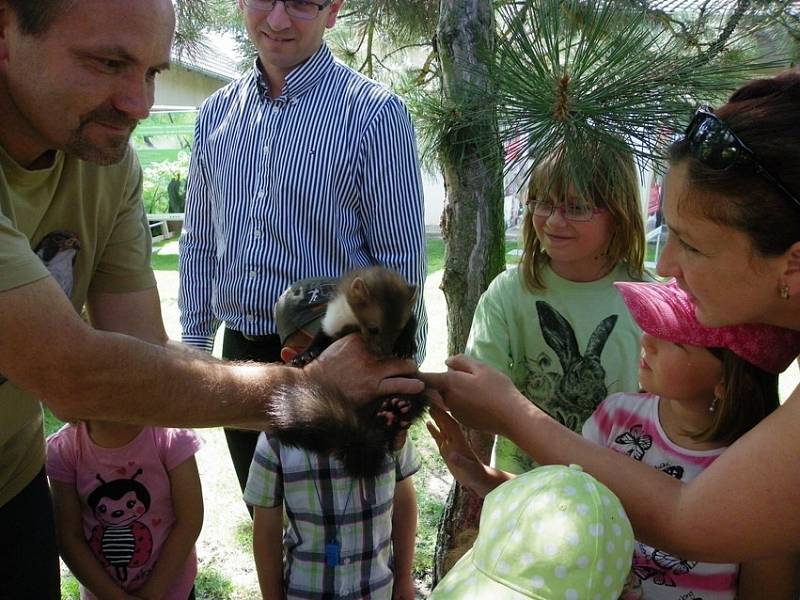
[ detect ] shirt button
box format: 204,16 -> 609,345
253,229 -> 262,238
264,144 -> 270,154
245,314 -> 255,323
249,270 -> 258,279
272,105 -> 280,114
343,558 -> 351,565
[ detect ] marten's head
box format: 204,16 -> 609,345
346,268 -> 417,358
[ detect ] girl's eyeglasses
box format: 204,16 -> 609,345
684,106 -> 800,209
526,198 -> 605,222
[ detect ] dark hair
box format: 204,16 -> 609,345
693,347 -> 779,445
6,0 -> 73,36
669,70 -> 800,257
520,145 -> 645,290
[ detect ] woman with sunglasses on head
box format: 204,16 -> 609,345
463,147 -> 646,477
424,69 -> 800,567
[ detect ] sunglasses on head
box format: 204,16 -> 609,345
683,106 -> 800,209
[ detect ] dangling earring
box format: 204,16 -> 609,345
709,396 -> 718,413
780,284 -> 791,300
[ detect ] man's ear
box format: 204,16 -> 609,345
325,0 -> 344,28
781,241 -> 800,297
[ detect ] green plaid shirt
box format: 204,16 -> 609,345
244,432 -> 420,599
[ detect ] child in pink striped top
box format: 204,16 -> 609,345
581,280 -> 800,600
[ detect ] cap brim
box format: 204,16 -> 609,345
614,280 -> 800,373
614,280 -> 697,345
431,549 -> 540,600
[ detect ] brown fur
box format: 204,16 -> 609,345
275,266 -> 428,478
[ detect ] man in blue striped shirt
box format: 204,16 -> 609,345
179,0 -> 428,499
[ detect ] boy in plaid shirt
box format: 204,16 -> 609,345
244,277 -> 420,599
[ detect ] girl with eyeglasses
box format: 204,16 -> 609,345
424,70 -> 800,573
463,146 -> 646,478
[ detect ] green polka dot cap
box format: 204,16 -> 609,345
430,464 -> 634,600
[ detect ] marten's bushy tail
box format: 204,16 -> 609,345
267,379 -> 428,478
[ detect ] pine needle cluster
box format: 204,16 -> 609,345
412,0 -> 787,195
493,0 -> 784,194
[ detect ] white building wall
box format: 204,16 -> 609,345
154,65 -> 229,110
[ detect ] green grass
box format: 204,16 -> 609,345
195,567 -> 235,600
61,574 -> 80,599
234,518 -> 254,554
151,239 -> 179,272
151,251 -> 180,271
426,237 -> 445,273
408,420 -> 449,578
44,407 -> 64,438
150,235 -> 519,274
426,237 -> 521,274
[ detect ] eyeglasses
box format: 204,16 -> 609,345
526,198 -> 605,222
243,0 -> 332,20
684,106 -> 800,208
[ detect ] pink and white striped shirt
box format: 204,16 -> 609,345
582,392 -> 738,600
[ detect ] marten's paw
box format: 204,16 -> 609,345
376,397 -> 414,429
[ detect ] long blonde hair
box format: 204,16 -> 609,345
520,146 -> 645,291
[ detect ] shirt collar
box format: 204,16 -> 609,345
252,43 -> 334,101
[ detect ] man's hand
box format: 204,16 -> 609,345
421,355 -> 527,436
304,334 -> 423,406
426,406 -> 510,498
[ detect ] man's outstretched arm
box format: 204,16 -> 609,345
0,277 -> 423,429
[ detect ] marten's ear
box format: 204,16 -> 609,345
408,284 -> 418,303
350,277 -> 370,303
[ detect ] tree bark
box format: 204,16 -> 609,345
432,0 -> 505,586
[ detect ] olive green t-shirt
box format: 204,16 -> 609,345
0,144 -> 156,507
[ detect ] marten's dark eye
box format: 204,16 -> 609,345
368,326 -> 380,335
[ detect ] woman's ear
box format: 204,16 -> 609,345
780,241 -> 800,297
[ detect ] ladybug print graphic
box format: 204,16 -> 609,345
87,469 -> 153,582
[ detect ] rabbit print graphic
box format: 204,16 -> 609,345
513,302 -> 618,472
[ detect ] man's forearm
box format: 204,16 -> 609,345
48,327 -> 299,429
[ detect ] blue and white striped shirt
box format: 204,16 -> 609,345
179,44 -> 427,358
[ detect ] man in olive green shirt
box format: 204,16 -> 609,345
0,1 -> 422,596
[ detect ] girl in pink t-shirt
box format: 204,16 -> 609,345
47,422 -> 203,600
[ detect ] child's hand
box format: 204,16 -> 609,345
427,406 -> 509,498
392,575 -> 416,600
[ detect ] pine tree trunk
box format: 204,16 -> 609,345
432,0 -> 506,585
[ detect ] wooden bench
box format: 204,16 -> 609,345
147,213 -> 184,243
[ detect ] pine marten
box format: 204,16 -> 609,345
268,267 -> 429,478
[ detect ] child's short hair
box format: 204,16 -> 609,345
429,464 -> 634,600
273,277 -> 338,345
520,145 -> 645,291
616,280 -> 800,443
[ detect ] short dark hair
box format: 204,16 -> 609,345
669,70 -> 800,258
6,0 -> 74,35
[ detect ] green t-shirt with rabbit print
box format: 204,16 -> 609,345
466,263 -> 644,475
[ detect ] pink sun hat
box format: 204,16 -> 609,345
614,279 -> 800,374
